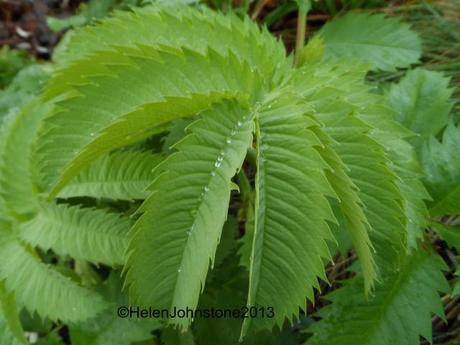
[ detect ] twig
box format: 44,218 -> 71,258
251,0 -> 269,20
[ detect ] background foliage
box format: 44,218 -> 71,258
0,0 -> 459,344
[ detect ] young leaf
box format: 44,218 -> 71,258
243,94 -> 336,334
320,13 -> 422,71
0,225 -> 108,323
36,46 -> 262,197
20,203 -> 131,266
313,127 -> 376,292
125,100 -> 254,329
58,152 -> 163,200
289,62 -> 406,270
34,5 -> 289,197
0,100 -> 51,218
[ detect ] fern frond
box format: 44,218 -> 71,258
58,152 -> 163,200
306,250 -> 448,345
20,203 -> 130,266
242,94 -> 336,333
320,12 -> 422,71
125,100 -> 253,329
0,225 -> 108,323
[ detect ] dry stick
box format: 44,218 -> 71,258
294,8 -> 307,67
433,296 -> 460,330
251,0 -> 269,20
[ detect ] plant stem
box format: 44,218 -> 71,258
295,8 -> 307,67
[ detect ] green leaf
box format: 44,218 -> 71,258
387,69 -> 454,149
0,64 -> 51,118
20,203 -> 131,266
320,13 -> 422,71
0,100 -> 51,218
430,221 -> 460,250
422,122 -> 460,215
70,272 -> 158,345
0,283 -> 27,345
297,35 -> 325,66
313,126 -> 376,292
0,225 -> 109,323
289,62 -> 407,270
34,5 -> 289,197
125,100 -> 254,329
387,139 -> 430,248
35,46 -> 262,197
162,327 -> 195,345
306,249 -> 449,345
58,152 -> 163,200
242,94 -> 336,334
454,268 -> 460,297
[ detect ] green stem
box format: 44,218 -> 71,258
246,147 -> 257,166
236,169 -> 254,204
294,8 -> 307,67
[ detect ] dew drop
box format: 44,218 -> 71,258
204,186 -> 209,192
177,269 -> 181,273
237,121 -> 242,127
214,161 -> 221,168
211,171 -> 216,177
226,138 -> 232,144
90,132 -> 95,137
231,130 -> 236,136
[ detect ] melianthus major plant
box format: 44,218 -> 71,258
0,2 -> 459,345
